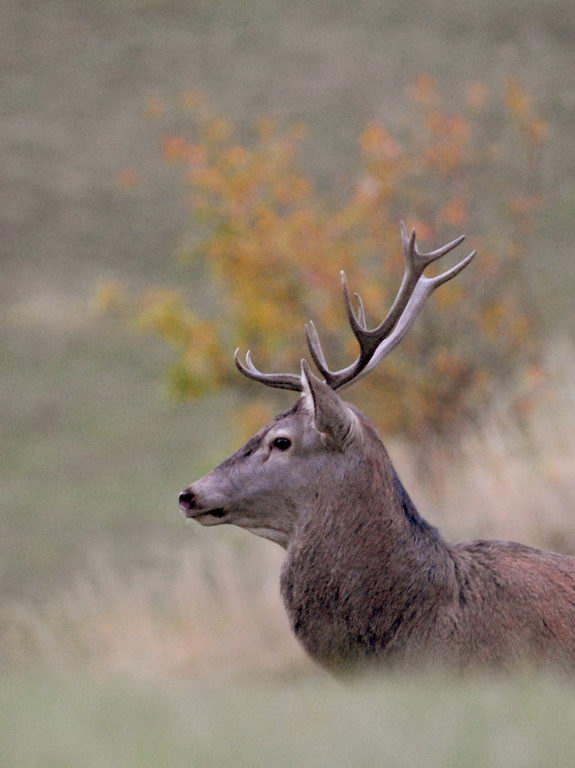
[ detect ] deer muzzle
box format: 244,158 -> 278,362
178,487 -> 228,524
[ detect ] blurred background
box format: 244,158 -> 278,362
3,1 -> 575,764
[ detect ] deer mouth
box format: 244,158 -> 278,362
187,507 -> 228,525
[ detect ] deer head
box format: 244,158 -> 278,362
179,223 -> 476,548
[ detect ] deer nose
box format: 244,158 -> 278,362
179,488 -> 196,512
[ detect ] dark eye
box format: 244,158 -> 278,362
272,436 -> 292,451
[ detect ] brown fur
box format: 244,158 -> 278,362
280,410 -> 575,671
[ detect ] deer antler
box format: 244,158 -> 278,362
234,348 -> 303,391
235,222 -> 476,392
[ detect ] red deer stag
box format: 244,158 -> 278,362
179,223 -> 575,671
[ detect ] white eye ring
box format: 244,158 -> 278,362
271,436 -> 292,451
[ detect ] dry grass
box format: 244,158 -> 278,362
4,345 -> 575,680
398,342 -> 575,554
3,542 -> 307,680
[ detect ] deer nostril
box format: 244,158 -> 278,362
179,489 -> 196,511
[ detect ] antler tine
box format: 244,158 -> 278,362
399,219 -> 416,256
420,233 -> 467,262
427,248 -> 477,288
234,348 -> 302,391
244,350 -> 261,374
304,321 -> 333,382
341,271 -> 371,341
353,292 -> 367,329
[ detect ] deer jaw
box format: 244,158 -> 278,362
179,391 -> 364,548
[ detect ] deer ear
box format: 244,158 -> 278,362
300,360 -> 358,450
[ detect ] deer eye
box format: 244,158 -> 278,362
271,436 -> 292,451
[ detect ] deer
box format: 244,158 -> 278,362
179,223 -> 575,672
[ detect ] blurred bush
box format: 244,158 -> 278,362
99,78 -> 548,441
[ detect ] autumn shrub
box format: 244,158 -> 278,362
101,77 -> 547,442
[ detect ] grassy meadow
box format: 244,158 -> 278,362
3,0 -> 575,765
3,671 -> 575,768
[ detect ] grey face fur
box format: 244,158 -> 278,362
179,365 -> 361,548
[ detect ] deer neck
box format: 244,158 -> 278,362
280,435 -> 456,666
